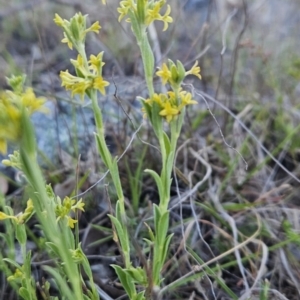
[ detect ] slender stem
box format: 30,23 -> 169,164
90,90 -> 131,268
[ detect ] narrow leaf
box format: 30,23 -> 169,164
112,265 -> 135,297
144,170 -> 163,201
19,287 -> 31,300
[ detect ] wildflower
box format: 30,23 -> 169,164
117,0 -> 134,22
93,76 -> 109,95
179,91 -> 198,108
55,197 -> 85,228
147,3 -> 173,31
185,60 -> 202,80
118,0 -> 173,30
85,21 -> 101,34
159,101 -> 179,123
0,211 -> 17,221
88,52 -> 105,74
67,217 -> 78,229
70,54 -> 85,70
53,13 -> 66,27
156,63 -> 171,85
0,199 -> 34,224
0,79 -> 47,154
61,32 -> 73,50
21,88 -> 47,114
60,70 -> 92,100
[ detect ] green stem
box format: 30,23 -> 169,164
20,110 -> 83,299
90,90 -> 131,268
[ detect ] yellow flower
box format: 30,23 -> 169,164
88,52 -> 105,74
93,76 -> 109,95
117,0 -> 134,22
0,211 -> 17,221
160,5 -> 173,31
159,101 -> 179,122
21,88 -> 47,114
53,13 -> 65,27
85,21 -> 101,34
178,91 -> 198,110
19,199 -> 34,223
70,54 -> 84,69
185,60 -> 202,80
156,63 -> 171,85
60,70 -> 92,100
72,198 -> 85,212
71,81 -> 92,100
61,32 -> 73,50
67,217 -> 78,229
147,3 -> 173,31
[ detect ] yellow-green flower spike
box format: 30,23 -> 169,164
118,0 -> 173,31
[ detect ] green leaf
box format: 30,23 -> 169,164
19,287 -> 31,300
126,266 -> 147,285
162,132 -> 171,156
151,102 -> 163,138
144,222 -> 155,242
153,204 -> 161,235
2,258 -> 22,269
45,242 -> 60,257
23,251 -> 32,277
141,99 -> 152,120
108,214 -> 128,251
112,265 -> 136,298
144,170 -> 163,201
43,266 -> 75,300
115,201 -> 122,223
176,60 -> 186,84
157,211 -> 169,244
136,291 -> 146,300
165,151 -> 174,179
161,233 -> 173,263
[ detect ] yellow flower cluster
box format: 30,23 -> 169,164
60,53 -> 109,100
54,13 -> 110,100
0,79 -> 47,154
55,197 -> 85,228
118,0 -> 173,31
54,13 -> 101,50
156,60 -> 202,87
145,90 -> 197,122
142,60 -> 201,123
7,267 -> 24,282
0,199 -> 34,224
